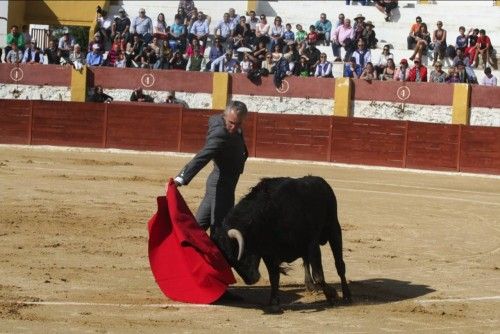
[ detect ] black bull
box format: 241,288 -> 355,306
212,176 -> 352,308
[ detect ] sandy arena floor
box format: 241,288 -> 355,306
0,145 -> 499,333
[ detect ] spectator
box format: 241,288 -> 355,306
6,42 -> 23,64
315,13 -> 332,46
4,25 -> 25,60
58,32 -> 75,58
474,29 -> 493,69
166,91 -> 189,107
215,12 -> 235,44
284,42 -> 300,72
69,43 -> 85,69
189,11 -> 209,45
22,41 -> 43,64
295,24 -> 307,47
86,44 -> 103,66
409,23 -> 430,61
429,61 -> 447,83
185,38 -> 205,58
273,55 -> 290,88
249,40 -> 267,66
130,88 -> 154,102
206,37 -> 225,70
88,32 -> 104,53
295,55 -> 310,77
130,8 -> 153,44
232,16 -> 252,50
154,46 -> 172,69
282,23 -> 295,48
481,67 -> 497,86
178,0 -> 196,18
360,62 -> 377,81
44,40 -> 61,65
227,8 -> 239,26
353,14 -> 365,42
374,0 -> 398,22
255,14 -> 270,46
149,37 -> 161,58
307,25 -> 319,45
455,61 -> 475,83
446,67 -> 460,83
335,13 -> 345,29
126,34 -> 144,67
314,53 -> 332,77
154,13 -> 169,44
170,50 -> 188,70
97,9 -> 113,44
271,44 -> 283,63
352,39 -> 371,69
344,57 -> 362,79
112,8 -> 131,42
211,51 -> 237,72
374,44 -> 393,77
186,46 -> 205,71
452,48 -> 470,67
408,59 -> 427,82
380,58 -> 396,80
455,26 -> 468,54
332,18 -> 354,61
106,44 -> 120,67
407,16 -> 422,49
169,14 -> 187,53
22,25 -> 32,45
346,0 -> 368,5
432,21 -> 447,65
240,53 -> 253,74
270,16 -> 285,52
395,58 -> 410,81
139,45 -> 157,68
247,10 -> 259,35
261,53 -> 274,74
115,51 -> 127,68
88,85 -> 113,103
112,32 -> 127,52
302,41 -> 321,74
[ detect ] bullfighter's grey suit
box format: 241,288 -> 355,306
175,114 -> 248,232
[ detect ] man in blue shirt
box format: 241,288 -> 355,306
214,13 -> 235,43
189,11 -> 209,45
86,44 -> 103,66
169,14 -> 187,52
210,51 -> 237,72
344,57 -> 362,78
130,8 -> 153,44
315,13 -> 332,46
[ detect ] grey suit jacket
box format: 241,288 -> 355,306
176,114 -> 248,185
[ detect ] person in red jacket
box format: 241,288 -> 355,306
408,58 -> 427,82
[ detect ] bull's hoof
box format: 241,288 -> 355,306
342,295 -> 353,304
305,282 -> 320,292
264,304 -> 283,314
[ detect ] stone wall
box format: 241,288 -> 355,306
0,84 -> 71,101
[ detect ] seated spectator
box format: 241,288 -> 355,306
271,44 -> 283,63
206,37 -> 225,70
139,45 -> 157,68
432,21 -> 447,65
165,91 -> 189,108
189,11 -> 209,45
255,14 -> 270,46
232,16 -> 252,50
294,24 -> 307,47
249,40 -> 267,66
284,42 -> 300,73
154,13 -> 169,43
170,51 -> 187,70
112,8 -> 131,42
88,85 -> 113,103
335,13 -> 345,29
332,18 -> 354,61
112,32 -> 127,53
130,88 -> 154,102
58,32 -> 75,58
314,53 -> 332,77
88,32 -> 104,53
344,57 -> 362,79
352,39 -> 371,69
22,41 -> 43,64
360,62 -> 377,81
228,8 -> 240,27
295,55 -> 310,77
353,14 -> 365,42
429,61 -> 446,83
446,67 -> 460,83
261,53 -> 275,74
179,0 -> 196,19
186,46 -> 205,71
409,23 -> 430,61
395,58 -> 410,81
454,26 -> 468,55
247,10 -> 259,43
130,8 -> 153,44
4,25 -> 25,61
115,51 -> 126,68
149,37 -> 161,58
380,58 -> 396,80
273,55 -> 290,88
106,44 -> 120,67
270,16 -> 285,52
481,67 -> 497,86
185,38 -> 205,58
97,9 -> 113,44
315,13 -> 332,46
6,42 -> 23,64
69,44 -> 85,69
307,25 -> 319,45
374,44 -> 393,77
169,14 -> 187,53
455,61 -> 475,83
374,0 -> 398,22
22,24 -> 32,45
154,46 -> 172,69
408,59 -> 427,82
214,12 -> 235,44
301,42 -> 321,75
452,48 -> 470,67
407,16 -> 422,50
282,23 -> 295,52
474,29 -> 493,69
86,44 -> 103,66
465,28 -> 479,63
362,21 -> 377,49
240,53 -> 253,74
44,40 -> 61,65
210,51 -> 237,72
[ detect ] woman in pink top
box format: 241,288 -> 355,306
256,14 -> 271,46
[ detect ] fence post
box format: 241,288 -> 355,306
333,77 -> 352,117
451,83 -> 471,125
70,66 -> 88,102
212,72 -> 229,110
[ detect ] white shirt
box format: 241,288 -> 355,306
482,75 -> 497,86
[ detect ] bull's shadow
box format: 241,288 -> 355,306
216,278 -> 435,312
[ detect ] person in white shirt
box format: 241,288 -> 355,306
314,53 -> 332,77
481,67 -> 497,86
240,53 -> 253,74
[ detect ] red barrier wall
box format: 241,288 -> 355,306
0,64 -> 71,86
1,100 -> 499,175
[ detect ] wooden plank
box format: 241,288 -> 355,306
459,126 -> 500,174
0,99 -> 31,144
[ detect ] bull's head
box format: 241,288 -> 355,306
212,226 -> 261,285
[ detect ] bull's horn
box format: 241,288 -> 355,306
227,229 -> 244,261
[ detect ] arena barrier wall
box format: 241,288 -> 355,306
1,100 -> 499,175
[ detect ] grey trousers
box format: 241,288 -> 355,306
196,169 -> 239,234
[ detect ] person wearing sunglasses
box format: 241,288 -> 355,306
407,16 -> 422,50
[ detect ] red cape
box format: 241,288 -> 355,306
148,179 -> 236,304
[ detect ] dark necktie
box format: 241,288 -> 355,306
27,48 -> 32,62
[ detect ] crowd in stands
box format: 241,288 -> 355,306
1,0 -> 497,87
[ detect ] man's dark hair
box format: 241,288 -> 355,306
479,29 -> 486,35
226,101 -> 248,118
484,67 -> 492,75
11,25 -> 18,29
